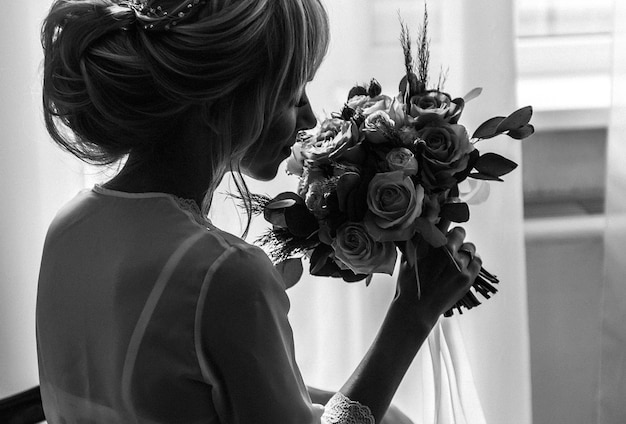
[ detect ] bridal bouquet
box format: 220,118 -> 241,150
249,12 -> 533,316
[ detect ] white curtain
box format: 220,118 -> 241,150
0,1 -> 86,398
599,1 -> 626,422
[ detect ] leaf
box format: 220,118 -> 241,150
265,199 -> 297,209
474,152 -> 518,177
447,98 -> 465,124
264,209 -> 288,228
496,106 -> 533,133
507,124 -> 535,140
453,149 -> 480,183
472,116 -> 505,139
463,87 -> 483,103
348,85 -> 367,100
340,269 -> 370,283
266,192 -> 304,209
275,258 -> 303,289
398,73 -> 421,98
469,172 -> 504,182
309,244 -> 334,275
440,202 -> 470,223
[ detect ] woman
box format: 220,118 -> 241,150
36,0 -> 482,422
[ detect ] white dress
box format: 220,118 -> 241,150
36,186 -> 373,424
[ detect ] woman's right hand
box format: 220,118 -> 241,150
338,227 -> 482,421
394,227 -> 482,325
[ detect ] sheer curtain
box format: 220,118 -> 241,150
0,1 -> 86,398
599,1 -> 626,422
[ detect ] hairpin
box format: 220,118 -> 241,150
124,0 -> 206,31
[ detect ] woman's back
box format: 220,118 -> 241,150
36,186 -> 319,423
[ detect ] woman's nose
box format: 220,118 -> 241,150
296,93 -> 317,131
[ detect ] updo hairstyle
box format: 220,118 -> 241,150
41,0 -> 329,189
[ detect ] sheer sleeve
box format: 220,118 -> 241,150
195,242 -> 375,424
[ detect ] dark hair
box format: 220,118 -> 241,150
41,0 -> 329,212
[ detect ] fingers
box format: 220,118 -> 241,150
446,227 -> 466,254
456,242 -> 476,269
446,227 -> 472,270
467,253 -> 482,278
445,227 -> 482,282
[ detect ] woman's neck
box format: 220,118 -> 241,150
103,134 -> 215,208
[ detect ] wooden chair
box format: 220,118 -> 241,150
0,386 -> 45,424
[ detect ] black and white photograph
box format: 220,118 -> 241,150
1,1 -> 624,423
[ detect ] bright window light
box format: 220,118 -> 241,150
516,0 -> 614,122
517,0 -> 614,38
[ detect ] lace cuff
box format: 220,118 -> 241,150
322,392 -> 375,424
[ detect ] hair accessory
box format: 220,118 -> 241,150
124,0 -> 206,31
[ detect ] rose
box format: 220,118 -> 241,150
409,90 -> 462,123
346,94 -> 369,110
304,132 -> 346,163
326,122 -> 367,165
303,121 -> 353,165
363,110 -> 395,144
365,110 -> 395,128
304,180 -> 328,218
347,94 -> 393,116
411,91 -> 450,114
387,96 -> 409,128
332,222 -> 397,275
409,90 -> 464,124
287,119 -> 343,176
364,171 -> 424,241
316,117 -> 345,143
416,116 -> 474,191
297,165 -> 327,198
386,148 -> 418,176
285,142 -> 306,176
297,118 -> 348,167
398,126 -> 420,146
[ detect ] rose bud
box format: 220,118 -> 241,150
368,78 -> 382,97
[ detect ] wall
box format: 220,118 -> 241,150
523,123 -> 607,423
0,2 -> 85,397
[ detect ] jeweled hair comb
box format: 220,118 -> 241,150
123,0 -> 206,31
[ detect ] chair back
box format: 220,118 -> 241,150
0,386 -> 45,424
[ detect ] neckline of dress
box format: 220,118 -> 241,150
92,185 -> 212,228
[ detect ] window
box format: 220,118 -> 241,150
516,0 -> 614,127
517,0 -> 613,38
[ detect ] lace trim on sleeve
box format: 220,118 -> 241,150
323,392 -> 375,424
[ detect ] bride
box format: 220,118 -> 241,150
36,0 -> 482,422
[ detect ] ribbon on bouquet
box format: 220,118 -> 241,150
426,318 -> 486,424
